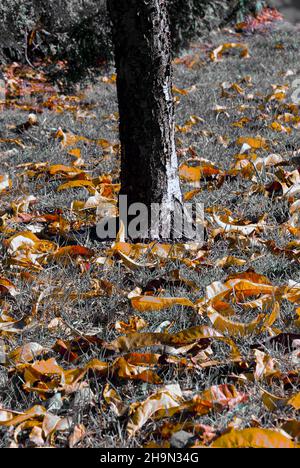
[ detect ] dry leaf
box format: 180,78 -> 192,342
210,43 -> 250,62
131,296 -> 194,312
127,384 -> 183,437
211,428 -> 297,448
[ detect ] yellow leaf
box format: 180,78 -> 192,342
270,122 -> 291,133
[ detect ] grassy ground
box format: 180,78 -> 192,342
0,22 -> 299,448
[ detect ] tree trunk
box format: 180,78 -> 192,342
108,0 -> 182,238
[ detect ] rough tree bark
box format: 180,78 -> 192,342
108,0 -> 183,238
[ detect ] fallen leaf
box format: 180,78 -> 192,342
103,384 -> 128,417
69,424 -> 86,448
211,428 -> 297,448
210,43 -> 250,62
127,384 -> 183,437
131,296 -> 194,312
0,174 -> 11,193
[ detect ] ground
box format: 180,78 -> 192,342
0,19 -> 299,448
272,0 -> 300,24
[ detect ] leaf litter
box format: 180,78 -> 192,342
0,22 -> 300,449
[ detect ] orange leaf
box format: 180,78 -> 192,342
53,245 -> 94,261
236,136 -> 268,150
210,43 -> 250,62
211,428 -> 297,448
0,277 -> 19,297
0,174 -> 11,193
131,296 -> 194,312
179,159 -> 221,183
68,148 -> 81,158
0,406 -> 46,427
115,316 -> 148,334
288,392 -> 300,410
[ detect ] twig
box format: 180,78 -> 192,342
24,31 -> 36,69
61,319 -> 92,343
